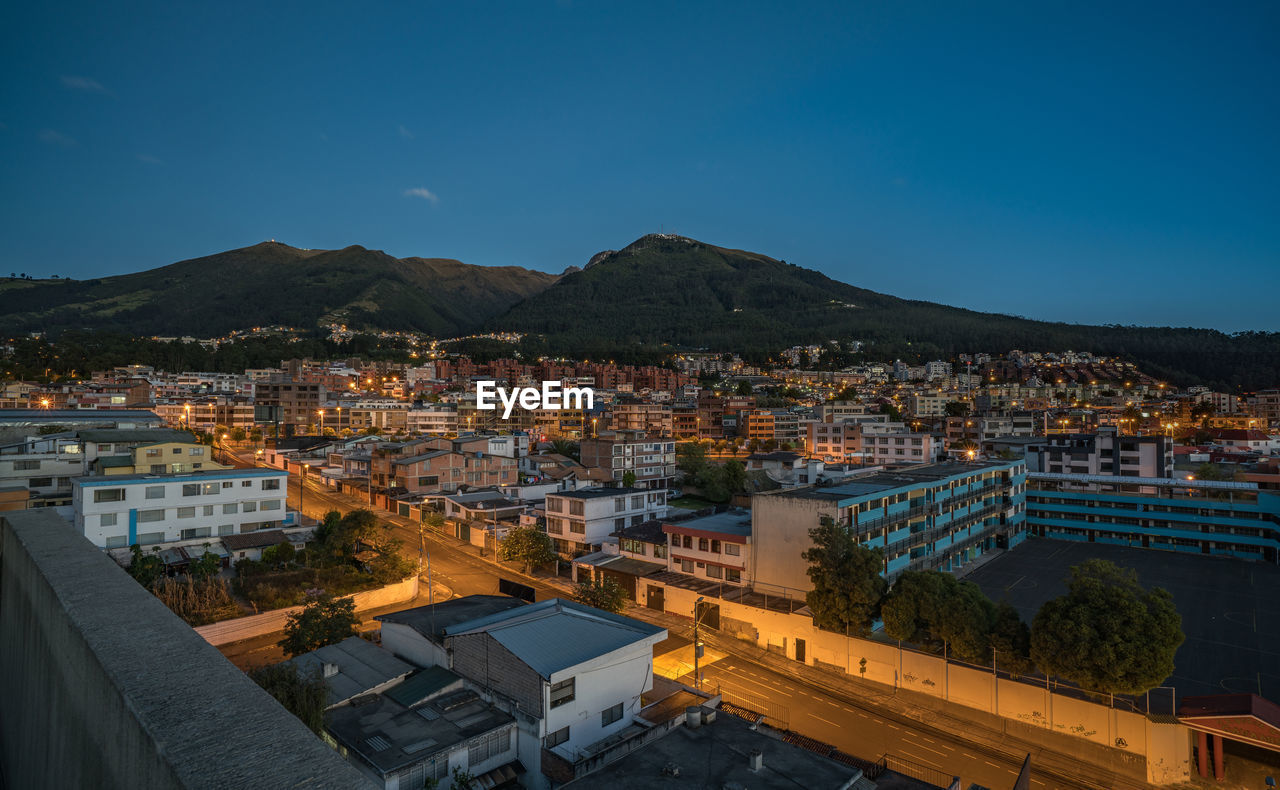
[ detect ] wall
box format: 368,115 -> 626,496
750,491 -> 835,592
193,575 -> 418,646
0,509 -> 370,790
544,640 -> 660,759
650,576 -> 1192,785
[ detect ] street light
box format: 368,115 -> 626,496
692,596 -> 707,690
318,409 -> 325,434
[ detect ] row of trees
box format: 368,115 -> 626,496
803,517 -> 1184,694
676,442 -> 748,503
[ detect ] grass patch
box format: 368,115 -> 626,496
668,495 -> 722,511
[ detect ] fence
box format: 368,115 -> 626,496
714,685 -> 790,729
194,575 -> 419,646
881,753 -> 960,788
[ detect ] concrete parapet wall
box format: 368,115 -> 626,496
194,575 -> 419,646
0,510 -> 371,790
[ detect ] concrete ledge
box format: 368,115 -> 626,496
0,510 -> 371,789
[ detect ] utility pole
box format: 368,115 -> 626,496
693,595 -> 705,690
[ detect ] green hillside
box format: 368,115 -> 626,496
489,234 -> 1280,388
0,242 -> 559,338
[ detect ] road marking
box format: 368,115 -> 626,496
912,742 -> 948,758
809,713 -> 839,727
887,723 -> 900,730
985,760 -> 1002,769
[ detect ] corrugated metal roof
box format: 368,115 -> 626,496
384,666 -> 461,707
288,636 -> 413,706
445,598 -> 665,679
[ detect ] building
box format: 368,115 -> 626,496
286,635 -> 416,708
1026,472 -> 1280,563
406,403 -> 459,435
579,430 -> 677,489
742,409 -> 802,446
751,459 -> 1028,591
744,451 -> 824,486
369,438 -> 517,503
609,400 -> 673,437
72,467 -> 289,549
92,440 -> 229,476
1025,430 -> 1173,478
663,509 -> 752,587
861,431 -> 942,466
0,409 -> 164,444
254,377 -> 327,436
544,487 -> 669,557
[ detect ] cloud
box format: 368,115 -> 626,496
403,187 -> 439,205
137,153 -> 163,165
398,124 -> 414,139
61,75 -> 110,94
39,129 -> 77,147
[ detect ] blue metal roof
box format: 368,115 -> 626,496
445,598 -> 665,679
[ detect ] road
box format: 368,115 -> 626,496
223,452 -> 1145,788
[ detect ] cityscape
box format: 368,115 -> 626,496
2,3 -> 1279,790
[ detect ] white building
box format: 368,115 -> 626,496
72,468 -> 290,549
406,403 -> 458,435
544,487 -> 669,557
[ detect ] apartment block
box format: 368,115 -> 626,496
1026,430 -> 1173,478
663,509 -> 751,586
609,400 -> 673,437
1026,472 -> 1280,563
544,487 -> 669,557
579,430 -> 676,489
751,459 -> 1028,591
254,377 -> 327,435
72,468 -> 289,548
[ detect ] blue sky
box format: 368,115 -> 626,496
2,1 -> 1277,331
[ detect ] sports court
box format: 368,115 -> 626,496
965,537 -> 1280,702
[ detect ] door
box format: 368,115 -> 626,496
647,585 -> 664,611
794,638 -> 806,664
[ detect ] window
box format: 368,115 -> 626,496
217,524 -> 235,536
241,480 -> 252,487
680,559 -> 694,573
94,488 -> 125,503
189,447 -> 203,456
177,507 -> 196,518
221,481 -> 233,489
29,477 -> 53,488
145,449 -> 162,459
145,485 -> 165,499
549,678 -> 575,708
243,501 -> 258,512
653,543 -> 667,559
682,535 -> 692,549
698,538 -> 709,552
631,496 -> 643,509
180,527 -> 211,540
544,726 -> 570,748
724,543 -> 740,556
569,501 -> 584,516
601,703 -> 624,727
100,513 -> 117,527
137,509 -> 165,523
260,499 -> 281,511
14,459 -> 40,470
468,728 -> 512,763
710,540 -> 720,554
137,531 -> 165,544
416,476 -> 438,487
725,568 -> 741,583
104,535 -> 128,549
705,565 -> 723,579
614,497 -> 625,512
172,447 -> 182,455
203,505 -> 214,516
569,521 -> 584,534
223,503 -> 238,514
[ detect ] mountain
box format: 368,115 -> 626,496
489,234 -> 1279,388
0,242 -> 559,338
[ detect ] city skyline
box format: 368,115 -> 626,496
2,1 -> 1279,331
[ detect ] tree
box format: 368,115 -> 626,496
1030,559 -> 1184,694
230,426 -> 248,441
802,516 -> 886,635
251,662 -> 329,735
943,401 -> 970,418
189,550 -> 222,579
882,571 -> 998,663
989,603 -> 1034,674
261,541 -> 296,568
735,380 -> 754,396
128,544 -> 164,588
498,526 -> 556,573
881,402 -> 904,422
621,470 -> 636,488
676,441 -> 708,475
279,594 -> 360,657
450,767 -> 476,790
550,437 -> 579,460
573,576 -> 627,613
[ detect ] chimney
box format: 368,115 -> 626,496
323,662 -> 339,678
748,750 -> 763,771
685,706 -> 702,728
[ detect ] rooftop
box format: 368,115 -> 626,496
74,467 -> 286,487
287,636 -> 414,706
218,529 -> 295,551
325,689 -> 513,776
376,595 -> 528,643
78,428 -> 195,444
780,460 -> 1018,502
445,597 -> 666,679
567,704 -> 863,789
662,509 -> 751,538
551,486 -> 649,500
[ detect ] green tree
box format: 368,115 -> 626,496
550,437 -> 579,460
882,571 -> 998,663
989,602 -> 1034,674
450,767 -> 476,790
250,662 -> 329,735
572,576 -> 627,613
128,544 -> 165,588
802,516 -> 886,635
676,441 -> 708,475
279,594 -> 360,658
1030,559 -> 1184,694
230,426 -> 248,441
881,402 -> 904,422
498,526 -> 556,573
189,550 -> 222,580
735,380 -> 754,396
621,470 -> 636,488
